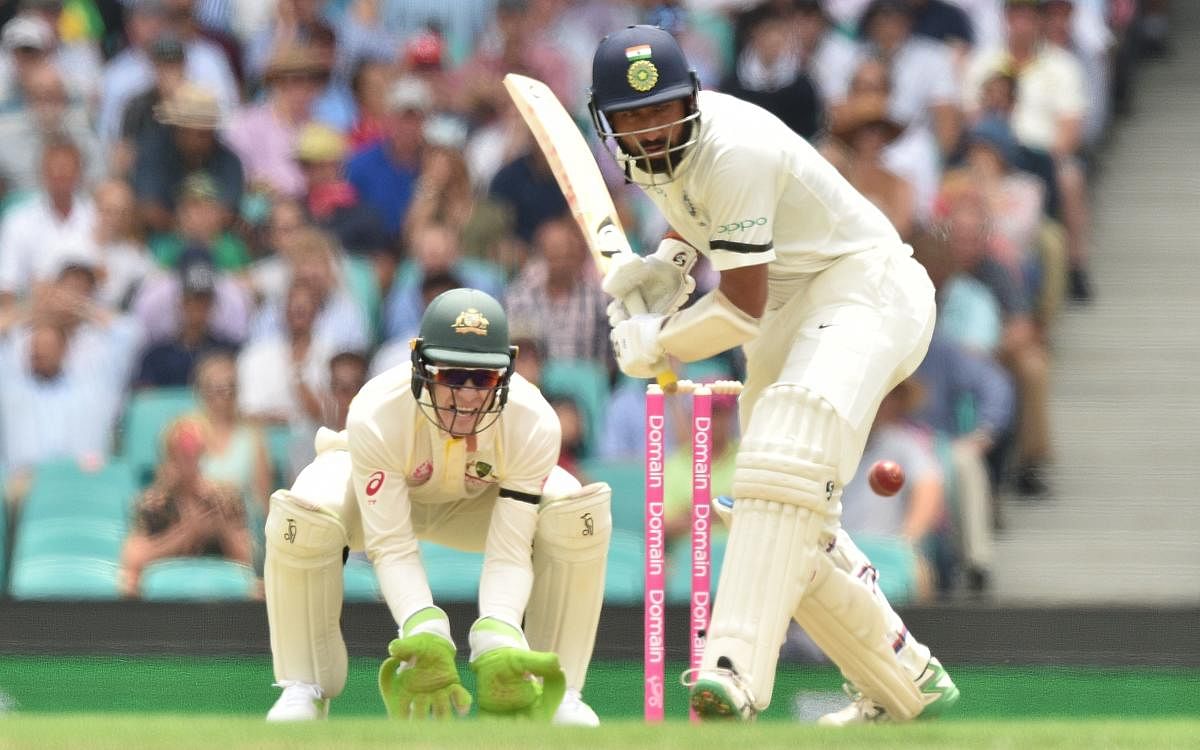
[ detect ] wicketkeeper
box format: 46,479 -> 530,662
263,288 -> 609,725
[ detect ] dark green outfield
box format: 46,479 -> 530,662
1,656 -> 1197,720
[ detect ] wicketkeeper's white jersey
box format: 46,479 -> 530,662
344,366 -> 560,535
631,90 -> 902,277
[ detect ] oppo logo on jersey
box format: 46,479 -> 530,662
716,217 -> 767,234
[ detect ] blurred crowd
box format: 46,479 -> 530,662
0,0 -> 1170,601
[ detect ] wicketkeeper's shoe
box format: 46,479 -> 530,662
552,689 -> 600,727
817,657 -> 960,726
685,660 -> 757,721
266,681 -> 329,721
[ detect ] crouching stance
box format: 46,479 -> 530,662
263,289 -> 609,725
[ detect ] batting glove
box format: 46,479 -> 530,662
604,236 -> 697,325
610,314 -> 668,379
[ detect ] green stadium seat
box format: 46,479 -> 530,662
578,458 -> 645,534
0,467 -> 6,592
121,387 -> 198,484
8,555 -> 121,600
603,530 -> 644,604
139,557 -> 258,601
343,558 -> 381,602
666,536 -> 728,604
12,518 -> 126,563
418,542 -> 483,601
20,459 -> 138,525
540,359 -> 609,456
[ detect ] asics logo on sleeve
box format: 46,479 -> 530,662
716,217 -> 767,234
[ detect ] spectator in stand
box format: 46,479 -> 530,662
369,268 -> 462,376
236,278 -> 334,431
840,377 -> 945,604
905,0 -> 975,61
149,171 -> 251,273
225,43 -> 330,200
912,225 -> 1004,356
381,221 -> 503,342
912,333 -> 1015,595
345,57 -> 391,152
0,10 -> 99,107
940,185 -> 1052,497
90,179 -> 156,312
823,58 -> 916,240
0,61 -> 104,195
795,0 -> 860,104
134,251 -> 238,388
190,350 -> 273,557
721,7 -> 823,140
98,0 -> 238,147
132,82 -> 244,234
404,139 -> 477,248
295,123 -> 394,292
504,216 -> 610,367
962,0 -> 1094,301
345,75 -> 429,239
488,143 -> 569,245
114,35 -> 187,178
119,416 -> 253,598
247,225 -> 370,354
0,136 -> 96,312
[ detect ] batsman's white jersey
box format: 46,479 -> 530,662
265,365 -> 612,699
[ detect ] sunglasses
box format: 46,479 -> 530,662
427,366 -> 505,389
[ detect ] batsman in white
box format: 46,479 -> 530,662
264,288 -> 609,725
590,26 -> 959,723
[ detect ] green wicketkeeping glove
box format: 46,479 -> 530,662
468,618 -> 566,721
378,610 -> 472,720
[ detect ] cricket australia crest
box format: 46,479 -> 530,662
452,308 -> 489,336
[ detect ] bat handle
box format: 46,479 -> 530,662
622,293 -> 678,393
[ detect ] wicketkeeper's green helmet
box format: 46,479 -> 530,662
410,288 -> 517,436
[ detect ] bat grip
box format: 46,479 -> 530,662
622,293 -> 678,392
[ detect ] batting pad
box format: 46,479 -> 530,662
703,499 -> 824,709
524,482 -> 612,691
792,528 -> 931,720
265,490 -> 351,698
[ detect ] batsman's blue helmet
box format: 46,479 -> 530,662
589,25 -> 698,115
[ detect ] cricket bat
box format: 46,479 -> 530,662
502,73 -> 677,390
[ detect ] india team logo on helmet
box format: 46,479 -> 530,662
625,44 -> 659,92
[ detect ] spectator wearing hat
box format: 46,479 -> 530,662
148,171 -> 250,272
134,249 -> 238,388
721,7 -> 823,141
132,82 -> 244,233
98,0 -> 237,147
905,0 -> 974,54
226,43 -> 330,200
295,122 -> 394,289
16,0 -> 103,109
0,13 -> 57,106
344,75 -> 430,238
114,34 -> 187,174
0,136 -> 97,310
0,61 -> 104,195
824,58 -> 917,239
962,0 -> 1094,302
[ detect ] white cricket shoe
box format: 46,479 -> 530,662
686,662 -> 757,721
266,681 -> 330,721
818,657 -> 960,726
552,689 -> 600,726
